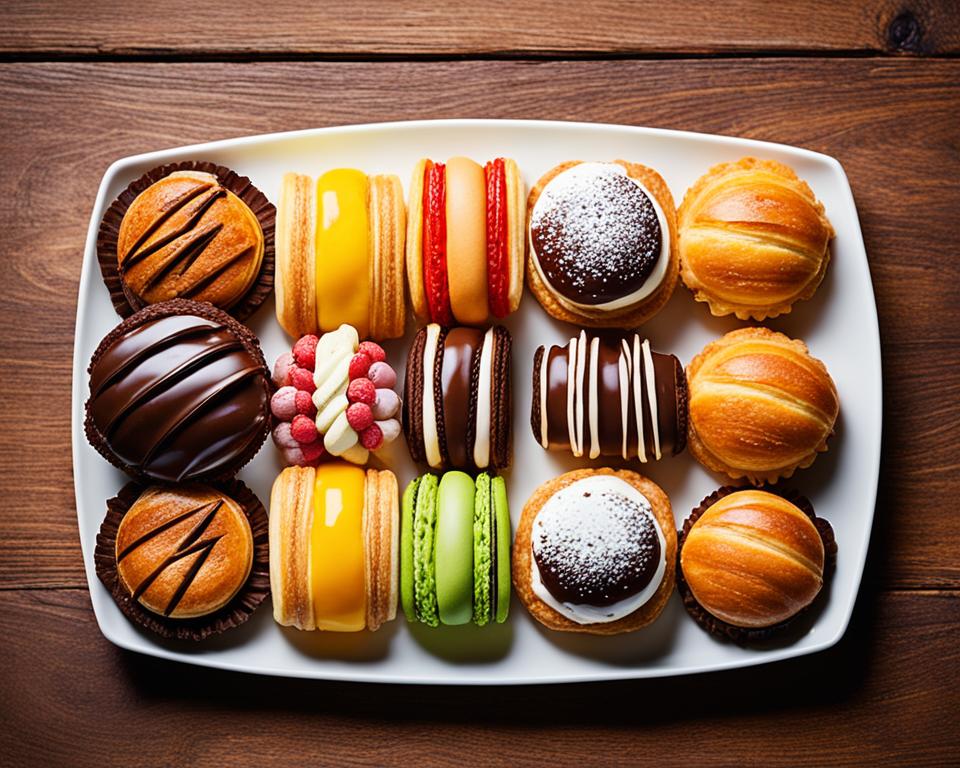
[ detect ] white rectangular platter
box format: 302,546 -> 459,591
73,119 -> 881,685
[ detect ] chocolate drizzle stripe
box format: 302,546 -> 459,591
138,365 -> 265,471
619,340 -> 631,459
163,539 -> 219,616
179,242 -> 255,298
120,182 -> 216,266
130,534 -> 224,603
175,409 -> 266,480
136,221 -> 224,294
99,339 -> 245,435
90,320 -> 226,398
116,499 -> 218,562
175,499 -> 225,552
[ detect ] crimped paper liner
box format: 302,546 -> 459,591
83,298 -> 273,483
96,160 -> 275,324
94,478 -> 270,641
676,485 -> 837,646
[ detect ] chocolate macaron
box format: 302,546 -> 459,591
532,330 -> 686,462
403,323 -> 511,472
85,299 -> 272,483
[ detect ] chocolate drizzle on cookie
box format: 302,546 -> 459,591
531,163 -> 663,306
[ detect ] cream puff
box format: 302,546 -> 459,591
276,169 -> 405,341
527,161 -> 679,327
406,156 -> 525,326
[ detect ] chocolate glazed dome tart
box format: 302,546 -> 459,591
84,299 -> 273,483
96,161 -> 275,322
526,160 -> 679,327
94,479 -> 270,640
676,485 -> 837,645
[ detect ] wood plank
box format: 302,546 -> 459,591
0,1 -> 958,56
0,59 -> 957,589
0,587 -> 956,765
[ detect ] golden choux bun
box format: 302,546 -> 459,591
686,327 -> 839,484
678,157 -> 833,321
680,489 -> 825,628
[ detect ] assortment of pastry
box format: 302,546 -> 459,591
85,151 -> 843,653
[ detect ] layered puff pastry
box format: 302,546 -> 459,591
686,327 -> 839,484
678,157 -> 834,321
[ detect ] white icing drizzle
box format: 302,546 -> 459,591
528,162 -> 671,312
422,324 -> 442,468
539,345 -> 550,449
619,338 -> 631,460
633,334 -> 646,463
473,328 -> 494,469
573,331 -> 587,458
588,335 -> 600,460
565,337 -> 578,456
642,339 -> 661,461
530,475 -> 667,625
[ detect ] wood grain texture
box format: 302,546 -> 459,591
0,587 -> 957,766
0,59 -> 957,589
0,1 -> 958,56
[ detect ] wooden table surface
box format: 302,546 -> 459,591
1,2 -> 958,765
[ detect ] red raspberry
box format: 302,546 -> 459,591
292,335 -> 319,370
358,341 -> 386,364
294,390 -> 317,417
346,402 -> 374,431
359,423 -> 384,451
290,414 -> 319,444
291,367 -> 316,393
300,439 -> 325,463
346,377 -> 376,405
348,352 -> 372,380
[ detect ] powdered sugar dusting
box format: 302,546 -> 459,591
532,475 -> 661,606
531,163 -> 662,305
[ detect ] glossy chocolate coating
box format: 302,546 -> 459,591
440,327 -> 484,469
88,314 -> 270,482
531,164 -> 662,306
534,485 -> 661,605
533,331 -> 684,461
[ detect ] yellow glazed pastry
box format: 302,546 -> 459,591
269,463 -> 399,632
315,170 -> 370,339
276,169 -> 405,340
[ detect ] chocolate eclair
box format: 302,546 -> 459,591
94,479 -> 270,640
84,299 -> 272,483
403,323 -> 511,472
531,330 -> 686,462
527,161 -> 679,327
512,468 -> 676,635
97,161 -> 275,321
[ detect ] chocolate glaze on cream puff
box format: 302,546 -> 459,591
407,157 -> 525,326
276,170 -> 405,341
527,161 -> 678,327
403,324 -> 512,472
531,331 -> 687,462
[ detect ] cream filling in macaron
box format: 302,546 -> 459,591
422,323 -> 443,468
530,162 -> 670,313
472,328 -> 494,469
530,475 -> 666,625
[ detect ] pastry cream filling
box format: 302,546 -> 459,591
310,464 -> 366,631
530,476 -> 666,625
315,169 -> 370,338
422,324 -> 443,468
530,162 -> 670,312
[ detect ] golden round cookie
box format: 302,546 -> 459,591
525,160 -> 679,328
512,467 -> 676,635
678,157 -> 834,321
686,327 -> 839,485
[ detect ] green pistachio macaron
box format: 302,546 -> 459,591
401,471 -> 511,628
